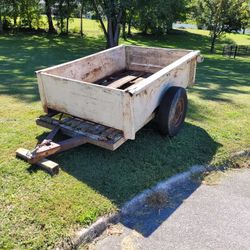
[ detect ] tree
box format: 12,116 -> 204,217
9,0 -> 19,26
91,0 -> 131,47
65,0 -> 77,34
45,0 -> 56,33
19,0 -> 42,29
55,0 -> 67,33
239,1 -> 250,34
54,0 -> 76,34
0,0 -> 13,32
134,0 -> 188,35
78,0 -> 85,36
194,0 -> 249,53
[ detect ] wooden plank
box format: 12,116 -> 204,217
36,117 -> 126,151
45,126 -> 60,140
16,148 -> 59,175
107,75 -> 138,89
130,77 -> 145,84
58,136 -> 87,152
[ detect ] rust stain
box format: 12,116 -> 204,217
81,66 -> 102,81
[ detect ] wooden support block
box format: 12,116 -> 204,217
16,148 -> 33,161
16,148 -> 59,175
37,158 -> 59,175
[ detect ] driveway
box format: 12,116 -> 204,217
87,168 -> 250,250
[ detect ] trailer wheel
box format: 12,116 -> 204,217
156,87 -> 187,137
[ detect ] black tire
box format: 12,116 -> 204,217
156,86 -> 188,137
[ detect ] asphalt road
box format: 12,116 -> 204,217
88,168 -> 250,250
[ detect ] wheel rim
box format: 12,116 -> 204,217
171,98 -> 184,128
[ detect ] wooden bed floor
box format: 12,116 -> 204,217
94,70 -> 153,90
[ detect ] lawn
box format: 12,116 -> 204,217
0,22 -> 250,249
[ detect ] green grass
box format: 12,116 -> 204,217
0,25 -> 250,249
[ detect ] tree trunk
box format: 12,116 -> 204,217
0,12 -> 2,33
59,1 -> 63,33
210,33 -> 217,53
13,16 -> 17,26
66,17 -> 69,34
0,20 -> 3,33
142,25 -> 148,35
92,0 -> 122,48
122,22 -> 126,40
60,17 -> 63,33
80,2 -> 84,36
122,10 -> 126,40
66,0 -> 70,34
28,19 -> 32,29
107,12 -> 122,48
128,16 -> 132,37
45,0 -> 56,33
242,27 -> 245,34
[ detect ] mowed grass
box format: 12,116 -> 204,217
0,22 -> 250,249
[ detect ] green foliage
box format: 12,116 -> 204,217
134,0 -> 188,35
76,209 -> 100,225
53,0 -> 78,34
90,0 -> 133,47
19,0 -> 42,29
194,0 -> 250,52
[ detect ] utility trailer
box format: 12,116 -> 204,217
16,45 -> 202,174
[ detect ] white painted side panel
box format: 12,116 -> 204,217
41,45 -> 126,83
131,57 -> 198,132
40,73 -> 126,132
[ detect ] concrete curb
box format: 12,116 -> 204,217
58,164 -> 213,249
121,165 -> 211,215
59,149 -> 250,249
71,213 -> 120,249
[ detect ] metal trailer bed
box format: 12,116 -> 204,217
16,45 -> 202,174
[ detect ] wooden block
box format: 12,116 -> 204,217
16,148 -> 32,161
37,159 -> 59,175
16,148 -> 59,175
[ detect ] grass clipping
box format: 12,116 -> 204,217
146,190 -> 169,209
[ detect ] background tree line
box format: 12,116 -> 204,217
0,0 -> 249,51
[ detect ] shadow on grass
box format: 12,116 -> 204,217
47,122 -> 220,205
0,33 -> 105,102
37,121 -> 219,237
192,56 -> 250,103
126,29 -> 236,53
